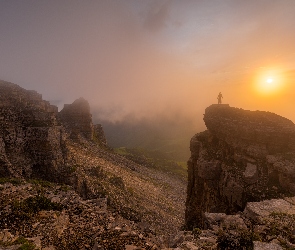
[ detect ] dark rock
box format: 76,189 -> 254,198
185,104 -> 295,229
93,124 -> 108,147
58,97 -> 94,140
0,81 -> 66,181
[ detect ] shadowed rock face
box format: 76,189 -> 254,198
0,81 -> 66,180
185,104 -> 295,229
58,97 -> 94,140
0,81 -> 107,181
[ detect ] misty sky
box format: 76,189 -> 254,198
1,0 -> 295,130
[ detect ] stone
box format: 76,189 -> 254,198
253,241 -> 283,250
27,236 -> 42,249
0,81 -> 67,181
125,245 -> 138,250
58,97 -> 94,140
243,163 -> 258,184
93,124 -> 108,147
204,213 -> 246,230
179,241 -> 199,250
185,104 -> 295,229
197,161 -> 221,180
0,230 -> 14,242
54,211 -> 69,237
244,198 -> 295,220
42,246 -> 56,250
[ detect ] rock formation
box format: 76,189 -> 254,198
58,97 -> 94,140
186,104 -> 295,229
93,124 -> 108,148
0,81 -> 107,181
0,81 -> 66,180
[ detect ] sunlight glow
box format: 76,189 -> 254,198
267,78 -> 273,83
254,69 -> 286,95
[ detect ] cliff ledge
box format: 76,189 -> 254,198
185,104 -> 295,228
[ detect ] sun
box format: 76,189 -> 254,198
259,77 -> 279,94
266,78 -> 273,83
254,70 -> 285,95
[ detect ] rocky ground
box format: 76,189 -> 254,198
0,136 -> 188,250
1,178 -> 295,250
0,180 -> 160,249
65,139 -> 187,239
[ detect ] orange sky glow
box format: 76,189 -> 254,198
0,0 -> 295,132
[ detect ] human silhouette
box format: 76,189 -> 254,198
217,92 -> 223,104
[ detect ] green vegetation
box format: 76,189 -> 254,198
27,178 -> 53,188
114,147 -> 187,179
192,227 -> 202,239
0,178 -> 24,185
13,195 -> 64,215
261,212 -> 295,248
0,194 -> 64,229
0,236 -> 35,250
18,242 -> 36,250
217,229 -> 256,250
15,237 -> 36,250
59,184 -> 72,192
114,147 -> 129,155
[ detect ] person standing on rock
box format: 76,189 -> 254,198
217,92 -> 223,104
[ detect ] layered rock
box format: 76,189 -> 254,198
0,81 -> 108,181
185,104 -> 295,229
0,81 -> 66,180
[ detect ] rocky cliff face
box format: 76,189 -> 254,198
0,81 -> 67,180
185,104 -> 295,229
0,81 -> 107,182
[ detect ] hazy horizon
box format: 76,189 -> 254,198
1,0 -> 295,133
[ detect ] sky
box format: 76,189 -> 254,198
1,0 -> 295,132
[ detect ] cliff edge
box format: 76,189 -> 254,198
185,104 -> 295,229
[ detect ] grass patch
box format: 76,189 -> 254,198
0,236 -> 35,250
114,147 -> 129,156
27,179 -> 53,188
0,178 -> 24,185
13,195 -> 64,214
115,147 -> 188,179
217,229 -> 255,250
0,195 -> 64,229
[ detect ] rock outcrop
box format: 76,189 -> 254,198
93,124 -> 108,148
185,104 -> 295,229
58,97 -> 94,140
0,81 -> 107,182
0,81 -> 66,180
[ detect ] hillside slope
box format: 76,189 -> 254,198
0,80 -> 186,249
